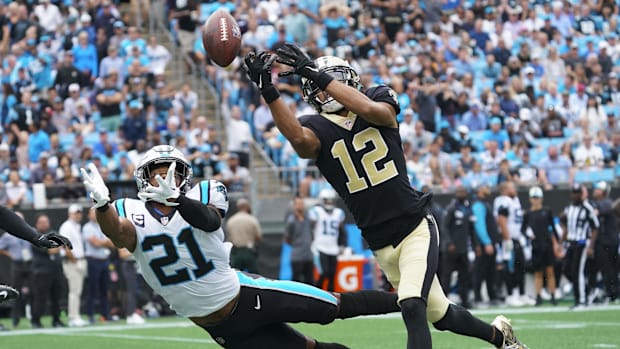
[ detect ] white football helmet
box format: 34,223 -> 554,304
302,56 -> 362,113
205,179 -> 230,217
135,145 -> 193,200
318,188 -> 337,210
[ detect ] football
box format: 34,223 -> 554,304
202,9 -> 242,67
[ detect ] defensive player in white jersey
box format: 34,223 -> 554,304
81,145 -> 400,349
310,189 -> 346,291
493,182 -> 533,306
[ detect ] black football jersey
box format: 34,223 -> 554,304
299,85 -> 431,249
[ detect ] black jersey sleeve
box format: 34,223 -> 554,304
365,85 -> 401,115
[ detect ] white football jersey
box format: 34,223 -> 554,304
309,205 -> 345,256
114,180 -> 239,317
493,195 -> 524,240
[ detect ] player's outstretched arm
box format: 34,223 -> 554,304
81,164 -> 137,251
276,43 -> 397,128
0,206 -> 72,249
244,50 -> 320,159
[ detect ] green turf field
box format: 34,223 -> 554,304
1,305 -> 619,349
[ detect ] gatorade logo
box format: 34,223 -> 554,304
338,266 -> 359,291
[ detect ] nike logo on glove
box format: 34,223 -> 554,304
306,66 -> 319,73
0,291 -> 8,300
258,74 -> 263,89
254,294 -> 261,310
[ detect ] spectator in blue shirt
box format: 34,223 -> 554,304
28,122 -> 51,164
72,32 -> 98,83
470,19 -> 490,51
481,54 -> 501,79
120,26 -> 146,56
538,145 -> 573,188
461,102 -> 488,132
121,99 -> 146,149
322,5 -> 348,47
484,117 -> 510,151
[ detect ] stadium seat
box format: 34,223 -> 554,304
574,168 -> 615,184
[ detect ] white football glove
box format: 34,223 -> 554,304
137,162 -> 182,206
80,163 -> 111,209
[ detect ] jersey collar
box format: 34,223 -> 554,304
145,202 -> 176,226
319,111 -> 357,131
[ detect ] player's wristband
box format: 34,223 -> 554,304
313,71 -> 334,91
261,85 -> 280,104
96,201 -> 111,212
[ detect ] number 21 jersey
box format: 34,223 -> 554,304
113,181 -> 239,317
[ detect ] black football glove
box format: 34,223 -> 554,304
276,43 -> 333,90
243,51 -> 280,103
0,284 -> 19,303
34,232 -> 73,249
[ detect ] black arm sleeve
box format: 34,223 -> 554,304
0,205 -> 41,243
176,195 -> 222,232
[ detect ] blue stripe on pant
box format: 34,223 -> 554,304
236,271 -> 338,305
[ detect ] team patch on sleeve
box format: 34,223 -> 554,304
366,85 -> 401,115
115,199 -> 127,218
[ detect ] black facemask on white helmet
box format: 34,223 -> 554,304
134,145 -> 193,201
302,56 -> 362,114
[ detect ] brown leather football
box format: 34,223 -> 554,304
202,9 -> 241,67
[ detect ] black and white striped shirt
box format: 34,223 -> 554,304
562,201 -> 599,242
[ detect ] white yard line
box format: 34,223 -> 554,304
0,321 -> 194,336
356,304 -> 620,319
57,331 -> 215,344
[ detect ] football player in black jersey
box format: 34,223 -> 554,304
244,44 -> 527,349
0,206 -> 72,304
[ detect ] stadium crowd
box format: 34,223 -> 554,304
0,0 -> 619,330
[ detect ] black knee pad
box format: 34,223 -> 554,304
399,297 -> 428,323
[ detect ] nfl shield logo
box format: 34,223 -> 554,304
160,216 -> 169,225
344,120 -> 353,130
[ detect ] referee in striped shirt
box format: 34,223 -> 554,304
560,184 -> 600,309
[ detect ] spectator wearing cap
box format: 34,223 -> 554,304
574,132 -> 605,170
64,83 -> 91,120
54,51 -> 84,99
399,108 -> 416,144
9,90 -> 40,134
109,21 -> 127,49
37,35 -> 61,62
80,13 -> 96,45
541,106 -> 567,138
95,72 -> 123,132
569,84 -> 589,118
30,151 -> 56,184
121,99 -> 147,149
94,0 -> 118,38
597,41 -> 613,75
461,101 -> 488,132
72,31 -> 98,84
69,101 -> 94,136
483,117 -> 510,151
455,141 -> 476,179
